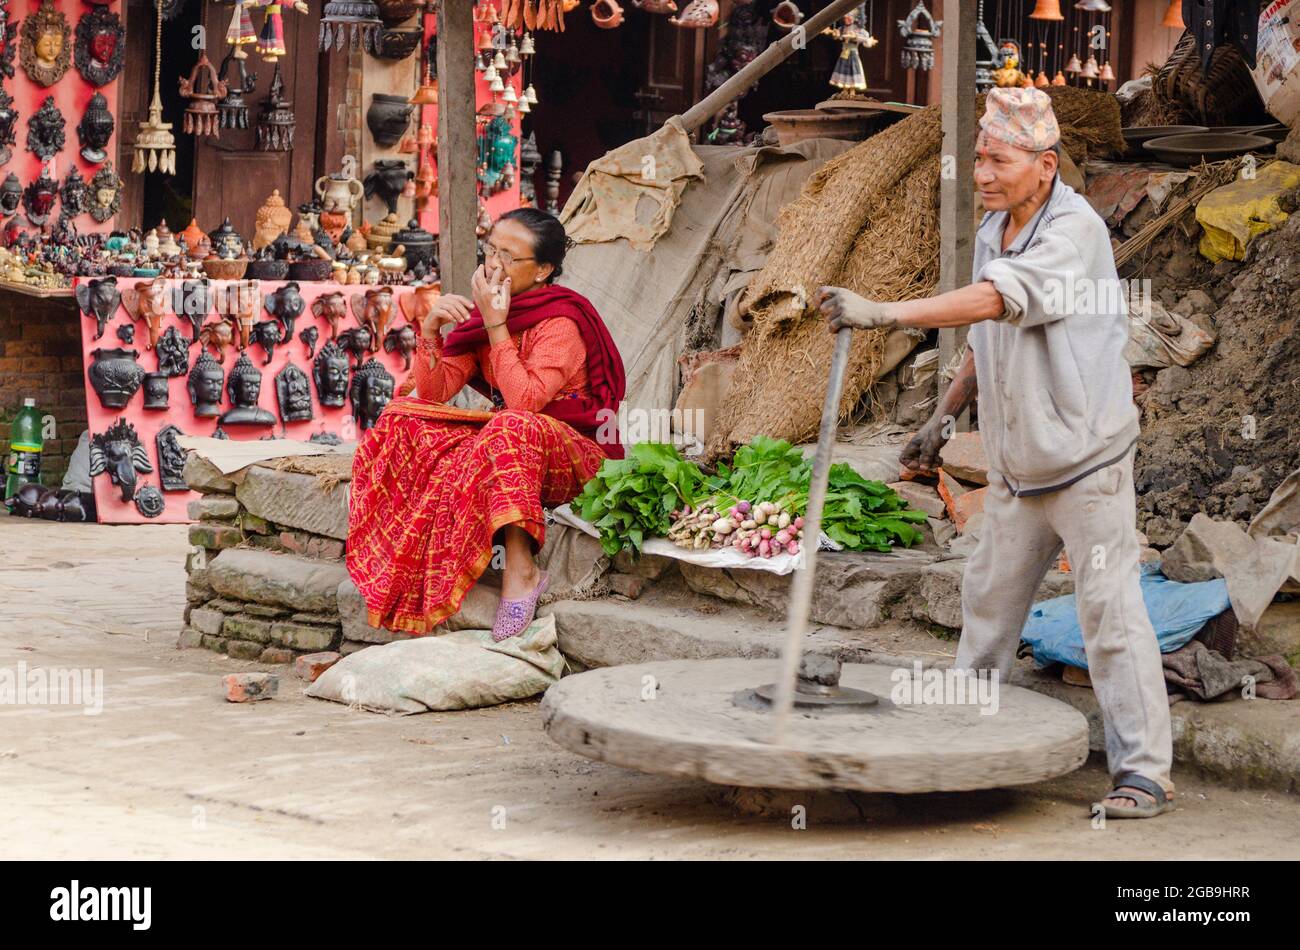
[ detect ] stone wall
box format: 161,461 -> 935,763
179,455 -> 349,664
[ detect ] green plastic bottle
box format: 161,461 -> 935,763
5,398 -> 44,500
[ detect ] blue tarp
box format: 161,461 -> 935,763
1021,563 -> 1231,670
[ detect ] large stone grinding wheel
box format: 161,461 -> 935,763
541,659 -> 1090,794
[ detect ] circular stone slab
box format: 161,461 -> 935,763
541,659 -> 1089,794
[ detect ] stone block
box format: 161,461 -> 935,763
208,548 -> 348,614
887,480 -> 947,519
279,530 -> 345,561
236,466 -> 349,541
291,611 -> 339,625
259,647 -> 296,665
340,640 -> 370,656
612,548 -> 675,579
186,567 -> 214,603
223,615 -> 273,644
184,454 -> 236,494
222,672 -> 278,702
337,577 -> 420,643
240,512 -> 273,535
608,573 -> 647,599
177,626 -> 204,649
190,607 -> 226,637
226,640 -> 263,660
189,522 -> 243,551
939,432 -> 988,485
269,621 -> 339,652
200,634 -> 228,653
242,603 -> 291,619
187,495 -> 240,522
1239,601 -> 1300,666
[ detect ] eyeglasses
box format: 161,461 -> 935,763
485,243 -> 535,268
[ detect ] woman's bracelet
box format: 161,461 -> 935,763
483,320 -> 508,330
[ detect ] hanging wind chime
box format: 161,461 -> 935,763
256,62 -> 295,150
897,1 -> 941,72
132,0 -> 176,175
826,3 -> 877,94
216,50 -> 257,129
319,0 -> 383,53
179,47 -> 228,138
974,0 -> 1000,91
1028,0 -> 1062,88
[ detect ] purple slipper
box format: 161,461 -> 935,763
491,571 -> 549,642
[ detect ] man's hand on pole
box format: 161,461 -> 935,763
814,286 -> 899,332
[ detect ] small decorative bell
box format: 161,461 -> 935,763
133,0 -> 176,175
1072,0 -> 1111,10
1098,60 -> 1115,81
1028,0 -> 1064,19
1080,54 -> 1099,79
1034,70 -> 1049,87
1052,70 -> 1066,85
216,51 -> 257,130
492,50 -> 506,70
519,32 -> 535,56
525,83 -> 538,105
1064,52 -> 1082,74
179,49 -> 228,138
1160,0 -> 1183,29
489,74 -> 504,93
518,96 -> 531,115
256,63 -> 295,150
484,63 -> 499,83
502,83 -> 518,104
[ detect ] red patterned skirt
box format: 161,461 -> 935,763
347,397 -> 608,634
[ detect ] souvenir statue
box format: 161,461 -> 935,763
74,5 -> 125,87
383,321 -> 417,371
252,190 -> 293,251
124,277 -> 170,350
208,216 -> 246,258
155,325 -> 189,377
51,212 -> 79,246
26,95 -> 65,161
0,87 -> 15,166
264,280 -> 304,339
219,352 -> 275,426
21,171 -> 58,227
994,40 -> 1027,87
198,318 -> 233,360
349,357 -> 393,431
298,324 -> 319,360
476,116 -> 516,197
256,63 -> 295,151
155,424 -> 188,491
178,277 -> 214,343
314,170 -> 364,237
226,278 -> 259,349
0,172 -> 20,219
350,286 -> 395,345
364,160 -> 412,218
275,361 -> 313,422
75,275 -> 121,340
116,324 -> 135,344
312,339 -> 349,407
61,167 -> 88,218
179,220 -> 209,257
156,220 -> 181,258
216,51 -> 257,131
250,319 -> 282,365
89,419 -> 153,502
336,325 -> 373,369
142,372 -> 170,410
187,350 -> 226,417
311,290 -> 347,339
178,48 -> 227,137
391,218 -> 436,273
88,163 -> 122,223
366,93 -> 413,148
20,0 -> 71,87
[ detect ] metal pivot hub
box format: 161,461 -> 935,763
751,653 -> 878,710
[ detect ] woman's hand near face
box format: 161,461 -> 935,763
472,264 -> 512,326
421,293 -> 473,340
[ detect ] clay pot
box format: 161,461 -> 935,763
592,0 -> 624,28
391,217 -> 437,273
366,94 -> 415,148
202,256 -> 249,280
247,258 -> 290,280
87,347 -> 145,408
289,258 -> 334,282
374,0 -> 421,25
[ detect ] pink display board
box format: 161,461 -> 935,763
76,276 -> 417,524
3,0 -> 120,234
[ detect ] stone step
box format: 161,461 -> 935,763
207,547 -> 349,614
235,465 -> 350,541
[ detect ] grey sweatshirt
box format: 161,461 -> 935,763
968,176 -> 1139,496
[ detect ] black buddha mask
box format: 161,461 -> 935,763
187,350 -> 225,417
25,95 -> 65,161
0,172 -> 21,217
313,340 -> 349,408
349,357 -> 394,431
77,91 -> 114,163
219,352 -> 275,426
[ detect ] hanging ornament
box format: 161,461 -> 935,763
502,82 -> 518,105
974,0 -> 1000,91
1064,52 -> 1082,74
216,51 -> 257,130
1160,0 -> 1184,30
255,1 -> 287,60
319,0 -> 382,54
1028,0 -> 1063,19
525,83 -> 539,105
519,31 -> 535,56
897,1 -> 941,71
993,40 -> 1027,87
1079,53 -> 1099,79
489,73 -> 505,93
74,5 -> 125,87
179,49 -> 228,138
132,0 -> 176,176
225,0 -> 258,58
1098,60 -> 1114,82
20,0 -> 71,87
256,63 -> 295,151
1034,69 -> 1049,87
26,95 -> 65,161
669,0 -> 718,28
826,4 -> 877,93
1052,70 -> 1066,85
483,62 -> 499,83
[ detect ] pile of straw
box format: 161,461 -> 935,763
707,87 -> 1123,454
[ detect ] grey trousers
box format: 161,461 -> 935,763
955,448 -> 1173,788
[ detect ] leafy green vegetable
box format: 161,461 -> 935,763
575,441 -> 704,556
820,463 -> 928,552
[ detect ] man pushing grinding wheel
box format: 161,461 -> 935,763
814,88 -> 1174,820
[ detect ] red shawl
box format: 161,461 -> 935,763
443,283 -> 626,457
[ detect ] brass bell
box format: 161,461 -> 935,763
1035,69 -> 1050,87
1029,0 -> 1064,20
1098,60 -> 1115,81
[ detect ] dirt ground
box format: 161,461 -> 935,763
2,516 -> 1297,860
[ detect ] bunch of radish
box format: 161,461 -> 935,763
723,500 -> 804,558
668,499 -> 805,558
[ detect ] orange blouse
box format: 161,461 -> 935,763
412,316 -> 591,411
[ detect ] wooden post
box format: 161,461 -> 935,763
937,0 -> 976,421
436,0 -> 478,299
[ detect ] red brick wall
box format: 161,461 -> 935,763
0,294 -> 89,486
